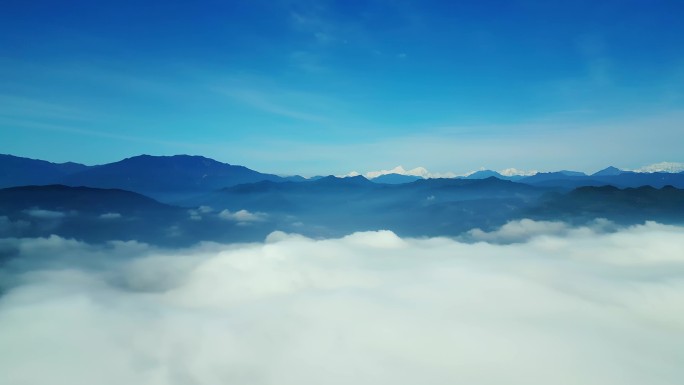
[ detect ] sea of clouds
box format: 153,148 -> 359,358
1,220 -> 683,385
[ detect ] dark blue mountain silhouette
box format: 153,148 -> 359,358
593,172 -> 684,188
56,154 -> 291,201
2,177 -> 683,246
592,166 -> 623,176
464,170 -> 505,179
181,176 -> 548,237
0,184 -> 170,214
462,169 -> 531,181
519,171 -> 586,184
1,154 -> 310,202
520,170 -> 684,189
0,154 -> 90,187
528,185 -> 684,223
0,185 -> 183,245
372,173 -> 422,184
0,185 -> 269,246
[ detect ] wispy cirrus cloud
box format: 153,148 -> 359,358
216,87 -> 328,122
1,117 -> 218,153
0,94 -> 93,122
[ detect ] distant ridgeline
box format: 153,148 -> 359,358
1,154 -> 683,246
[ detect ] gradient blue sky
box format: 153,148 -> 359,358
1,0 -> 683,175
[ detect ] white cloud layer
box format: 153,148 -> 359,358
1,221 -> 683,385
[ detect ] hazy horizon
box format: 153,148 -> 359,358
3,152 -> 684,179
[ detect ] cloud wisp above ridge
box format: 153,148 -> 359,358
1,221 -> 683,385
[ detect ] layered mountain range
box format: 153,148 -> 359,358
1,154 -> 683,246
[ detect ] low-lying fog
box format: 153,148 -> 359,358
1,220 -> 683,385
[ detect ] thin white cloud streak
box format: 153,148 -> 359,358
0,118 -> 207,150
1,221 -> 683,385
0,94 -> 93,122
216,87 -> 328,123
99,212 -> 122,219
22,208 -> 66,219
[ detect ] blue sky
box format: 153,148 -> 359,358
1,0 -> 683,175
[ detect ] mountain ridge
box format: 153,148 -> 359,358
3,154 -> 684,198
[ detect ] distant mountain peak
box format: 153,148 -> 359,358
465,170 -> 503,179
371,173 -> 422,184
592,166 -> 623,176
121,154 -> 226,165
557,170 -> 587,177
464,168 -> 538,178
317,175 -> 372,185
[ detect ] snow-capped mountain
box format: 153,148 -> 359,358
632,162 -> 684,173
464,168 -> 538,178
345,166 -> 539,180
498,168 -> 538,177
344,166 -> 457,179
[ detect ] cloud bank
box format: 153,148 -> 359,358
464,218 -> 618,244
1,221 -> 683,385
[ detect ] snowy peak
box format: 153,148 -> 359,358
498,168 -> 538,177
344,166 -> 456,180
633,162 -> 684,173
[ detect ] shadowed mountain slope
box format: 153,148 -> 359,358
57,154 -> 290,201
1,181 -> 684,246
527,185 -> 684,224
0,154 -> 90,187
